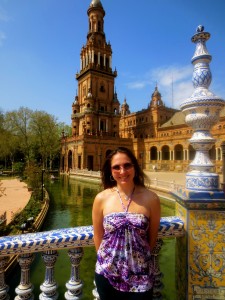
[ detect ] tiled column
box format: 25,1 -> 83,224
174,24 -> 225,300
175,197 -> 225,300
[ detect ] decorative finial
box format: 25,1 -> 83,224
196,25 -> 204,33
192,25 -> 210,43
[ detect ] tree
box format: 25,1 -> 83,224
29,111 -> 60,169
4,107 -> 33,165
0,110 -> 19,169
1,107 -> 63,171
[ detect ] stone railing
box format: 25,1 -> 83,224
68,170 -> 186,193
146,178 -> 185,196
69,169 -> 101,180
0,217 -> 184,300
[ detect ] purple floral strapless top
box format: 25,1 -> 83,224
95,212 -> 154,292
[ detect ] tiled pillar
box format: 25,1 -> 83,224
175,195 -> 225,300
175,24 -> 225,299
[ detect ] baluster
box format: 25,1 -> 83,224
92,280 -> 100,300
65,247 -> 84,300
0,257 -> 9,300
15,253 -> 35,300
152,238 -> 163,300
39,250 -> 58,300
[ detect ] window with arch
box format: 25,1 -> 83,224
162,145 -> 170,160
100,84 -> 105,92
174,144 -> 183,160
150,146 -> 157,160
100,119 -> 106,131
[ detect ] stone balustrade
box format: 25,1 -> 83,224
69,169 -> 101,179
0,216 -> 184,300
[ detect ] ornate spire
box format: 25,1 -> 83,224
180,25 -> 225,193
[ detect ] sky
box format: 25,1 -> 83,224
0,0 -> 225,125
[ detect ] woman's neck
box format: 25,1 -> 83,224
116,183 -> 135,197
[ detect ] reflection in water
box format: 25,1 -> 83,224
9,176 -> 175,299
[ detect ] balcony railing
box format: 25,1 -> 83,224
0,217 -> 184,300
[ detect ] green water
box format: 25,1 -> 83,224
9,176 -> 176,299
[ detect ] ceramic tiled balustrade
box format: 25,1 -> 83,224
0,216 -> 184,300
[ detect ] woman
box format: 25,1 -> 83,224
92,147 -> 161,300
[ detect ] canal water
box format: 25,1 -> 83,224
9,176 -> 176,299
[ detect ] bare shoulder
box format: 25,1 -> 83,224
146,188 -> 159,201
138,186 -> 160,209
139,186 -> 159,201
93,188 -> 112,205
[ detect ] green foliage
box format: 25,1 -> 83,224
0,193 -> 42,236
13,161 -> 25,176
24,162 -> 42,191
1,107 -> 63,170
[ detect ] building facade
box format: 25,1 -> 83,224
60,0 -> 225,174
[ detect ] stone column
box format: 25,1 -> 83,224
65,248 -> 84,300
40,250 -> 58,300
0,257 -> 9,300
15,253 -> 35,300
174,25 -> 225,300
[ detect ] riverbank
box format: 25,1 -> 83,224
0,178 -> 31,225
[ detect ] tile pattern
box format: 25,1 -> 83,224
0,217 -> 184,256
176,198 -> 225,300
176,202 -> 188,300
189,210 -> 225,299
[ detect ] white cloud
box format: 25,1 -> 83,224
127,81 -> 146,89
150,65 -> 193,87
0,31 -> 6,46
125,64 -> 194,109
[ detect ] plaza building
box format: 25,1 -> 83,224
60,0 -> 225,174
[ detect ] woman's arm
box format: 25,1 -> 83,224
92,193 -> 104,252
149,193 -> 161,251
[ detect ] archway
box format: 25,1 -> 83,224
162,145 -> 170,160
188,145 -> 195,161
68,150 -> 72,170
150,146 -> 157,160
174,144 -> 183,160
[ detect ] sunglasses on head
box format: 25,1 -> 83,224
111,162 -> 134,172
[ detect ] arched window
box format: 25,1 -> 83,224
174,144 -> 183,160
162,145 -> 170,160
188,145 -> 195,161
68,150 -> 73,169
150,146 -> 157,160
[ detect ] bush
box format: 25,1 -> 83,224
0,193 -> 42,236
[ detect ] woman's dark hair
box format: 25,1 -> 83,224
101,147 -> 145,189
